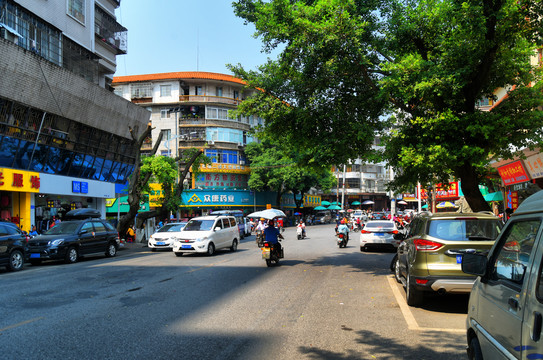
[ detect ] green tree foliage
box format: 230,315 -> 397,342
244,140 -> 335,208
230,0 -> 543,212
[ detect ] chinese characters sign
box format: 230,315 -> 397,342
195,173 -> 248,189
0,168 -> 40,193
420,182 -> 459,200
498,161 -> 530,186
525,153 -> 543,180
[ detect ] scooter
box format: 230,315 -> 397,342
261,239 -> 283,267
296,226 -> 306,240
336,232 -> 348,248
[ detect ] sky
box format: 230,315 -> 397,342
114,0 -> 277,77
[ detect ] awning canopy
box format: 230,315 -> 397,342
484,192 -> 503,202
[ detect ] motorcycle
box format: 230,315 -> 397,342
261,239 -> 283,267
336,232 -> 348,248
296,226 -> 306,240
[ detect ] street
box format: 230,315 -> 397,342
1,224 -> 468,359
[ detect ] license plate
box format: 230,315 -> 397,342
457,255 -> 463,264
262,249 -> 271,259
375,232 -> 385,236
181,244 -> 191,249
157,241 -> 165,245
30,253 -> 40,258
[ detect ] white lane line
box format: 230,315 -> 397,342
387,276 -> 465,333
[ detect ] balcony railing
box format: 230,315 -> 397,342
179,95 -> 241,105
95,6 -> 127,55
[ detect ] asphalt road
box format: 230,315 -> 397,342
1,224 -> 468,359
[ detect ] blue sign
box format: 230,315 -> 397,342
72,181 -> 81,193
81,182 -> 88,194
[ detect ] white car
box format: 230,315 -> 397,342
148,222 -> 187,251
360,220 -> 400,251
172,215 -> 239,256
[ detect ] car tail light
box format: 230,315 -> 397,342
388,230 -> 399,234
414,239 -> 443,251
361,230 -> 371,234
264,242 -> 270,248
416,279 -> 429,285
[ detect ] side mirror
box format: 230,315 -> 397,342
214,227 -> 221,231
80,229 -> 88,235
462,253 -> 488,277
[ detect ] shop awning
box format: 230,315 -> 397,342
484,192 -> 503,202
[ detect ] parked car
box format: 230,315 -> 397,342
360,220 -> 400,251
172,215 -> 239,256
0,221 -> 29,271
27,219 -> 120,265
462,191 -> 543,360
148,222 -> 187,251
314,211 -> 332,224
393,211 -> 502,306
371,212 -> 388,220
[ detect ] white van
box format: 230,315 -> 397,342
462,190 -> 543,359
314,211 -> 332,224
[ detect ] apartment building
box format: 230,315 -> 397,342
112,71 -> 266,215
0,0 -> 149,232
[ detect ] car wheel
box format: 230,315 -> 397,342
394,257 -> 402,283
105,242 -> 117,257
360,246 -> 366,252
230,239 -> 238,252
468,337 -> 483,360
30,259 -> 42,266
174,252 -> 183,257
64,247 -> 78,264
151,248 -> 156,252
406,271 -> 423,306
7,250 -> 24,271
207,243 -> 215,256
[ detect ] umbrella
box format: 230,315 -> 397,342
247,208 -> 287,220
351,201 -> 361,205
321,201 -> 331,206
294,212 -> 302,216
422,204 -> 428,209
328,205 -> 342,210
330,201 -> 341,205
436,201 -> 458,209
314,206 -> 327,210
362,200 -> 374,205
397,200 -> 408,205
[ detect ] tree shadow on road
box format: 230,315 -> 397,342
298,328 -> 465,360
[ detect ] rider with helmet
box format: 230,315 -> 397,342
337,219 -> 350,242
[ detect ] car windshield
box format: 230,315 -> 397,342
158,223 -> 186,232
43,222 -> 81,235
428,219 -> 502,241
183,220 -> 215,231
365,221 -> 394,230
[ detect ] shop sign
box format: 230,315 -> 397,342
181,190 -> 251,207
498,160 -> 530,186
148,183 -> 173,208
72,181 -> 88,194
199,163 -> 251,174
303,194 -> 321,207
525,153 -> 543,179
402,193 -> 418,201
0,168 -> 40,193
507,190 -> 519,210
420,182 -> 459,200
195,173 -> 248,189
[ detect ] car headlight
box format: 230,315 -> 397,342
196,237 -> 208,242
49,239 -> 65,246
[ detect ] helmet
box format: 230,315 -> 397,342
260,218 -> 265,221
340,220 -> 345,224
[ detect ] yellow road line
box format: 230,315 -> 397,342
0,317 -> 44,333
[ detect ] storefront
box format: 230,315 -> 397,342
0,168 -> 40,232
497,160 -> 531,211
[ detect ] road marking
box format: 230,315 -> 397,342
0,317 -> 44,333
387,276 -> 464,333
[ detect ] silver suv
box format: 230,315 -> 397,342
172,215 -> 240,256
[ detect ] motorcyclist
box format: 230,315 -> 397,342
255,218 -> 268,246
337,219 -> 350,242
297,220 -> 306,237
263,219 -> 284,256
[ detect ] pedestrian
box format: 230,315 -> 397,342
126,226 -> 135,243
29,225 -> 38,236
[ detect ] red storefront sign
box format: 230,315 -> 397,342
420,182 -> 459,200
497,160 -> 530,186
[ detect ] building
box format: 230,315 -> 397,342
111,71 -> 269,215
0,0 -> 149,232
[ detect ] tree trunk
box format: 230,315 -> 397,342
458,163 -> 491,212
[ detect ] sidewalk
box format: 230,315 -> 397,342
118,240 -> 148,253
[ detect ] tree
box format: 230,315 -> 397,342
230,0 -> 543,212
244,139 -> 335,209
117,125 -> 210,238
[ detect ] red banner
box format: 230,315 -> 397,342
498,161 -> 530,186
420,182 -> 459,200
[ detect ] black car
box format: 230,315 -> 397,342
27,219 -> 119,265
0,222 -> 29,271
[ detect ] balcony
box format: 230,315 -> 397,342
95,6 -> 127,55
179,95 -> 241,106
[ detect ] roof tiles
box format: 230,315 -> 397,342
112,71 -> 246,85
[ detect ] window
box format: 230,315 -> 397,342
216,87 -> 223,97
160,85 -> 171,97
130,83 -> 152,98
492,219 -> 541,285
233,90 -> 239,99
160,109 -> 170,119
67,0 -> 85,23
160,129 -> 171,140
195,86 -> 203,95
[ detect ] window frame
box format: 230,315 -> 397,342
67,0 -> 85,24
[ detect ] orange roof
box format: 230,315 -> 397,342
112,71 -> 246,85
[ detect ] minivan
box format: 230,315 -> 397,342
314,211 -> 332,224
463,190 -> 543,360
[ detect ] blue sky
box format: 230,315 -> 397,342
114,1 -> 276,77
